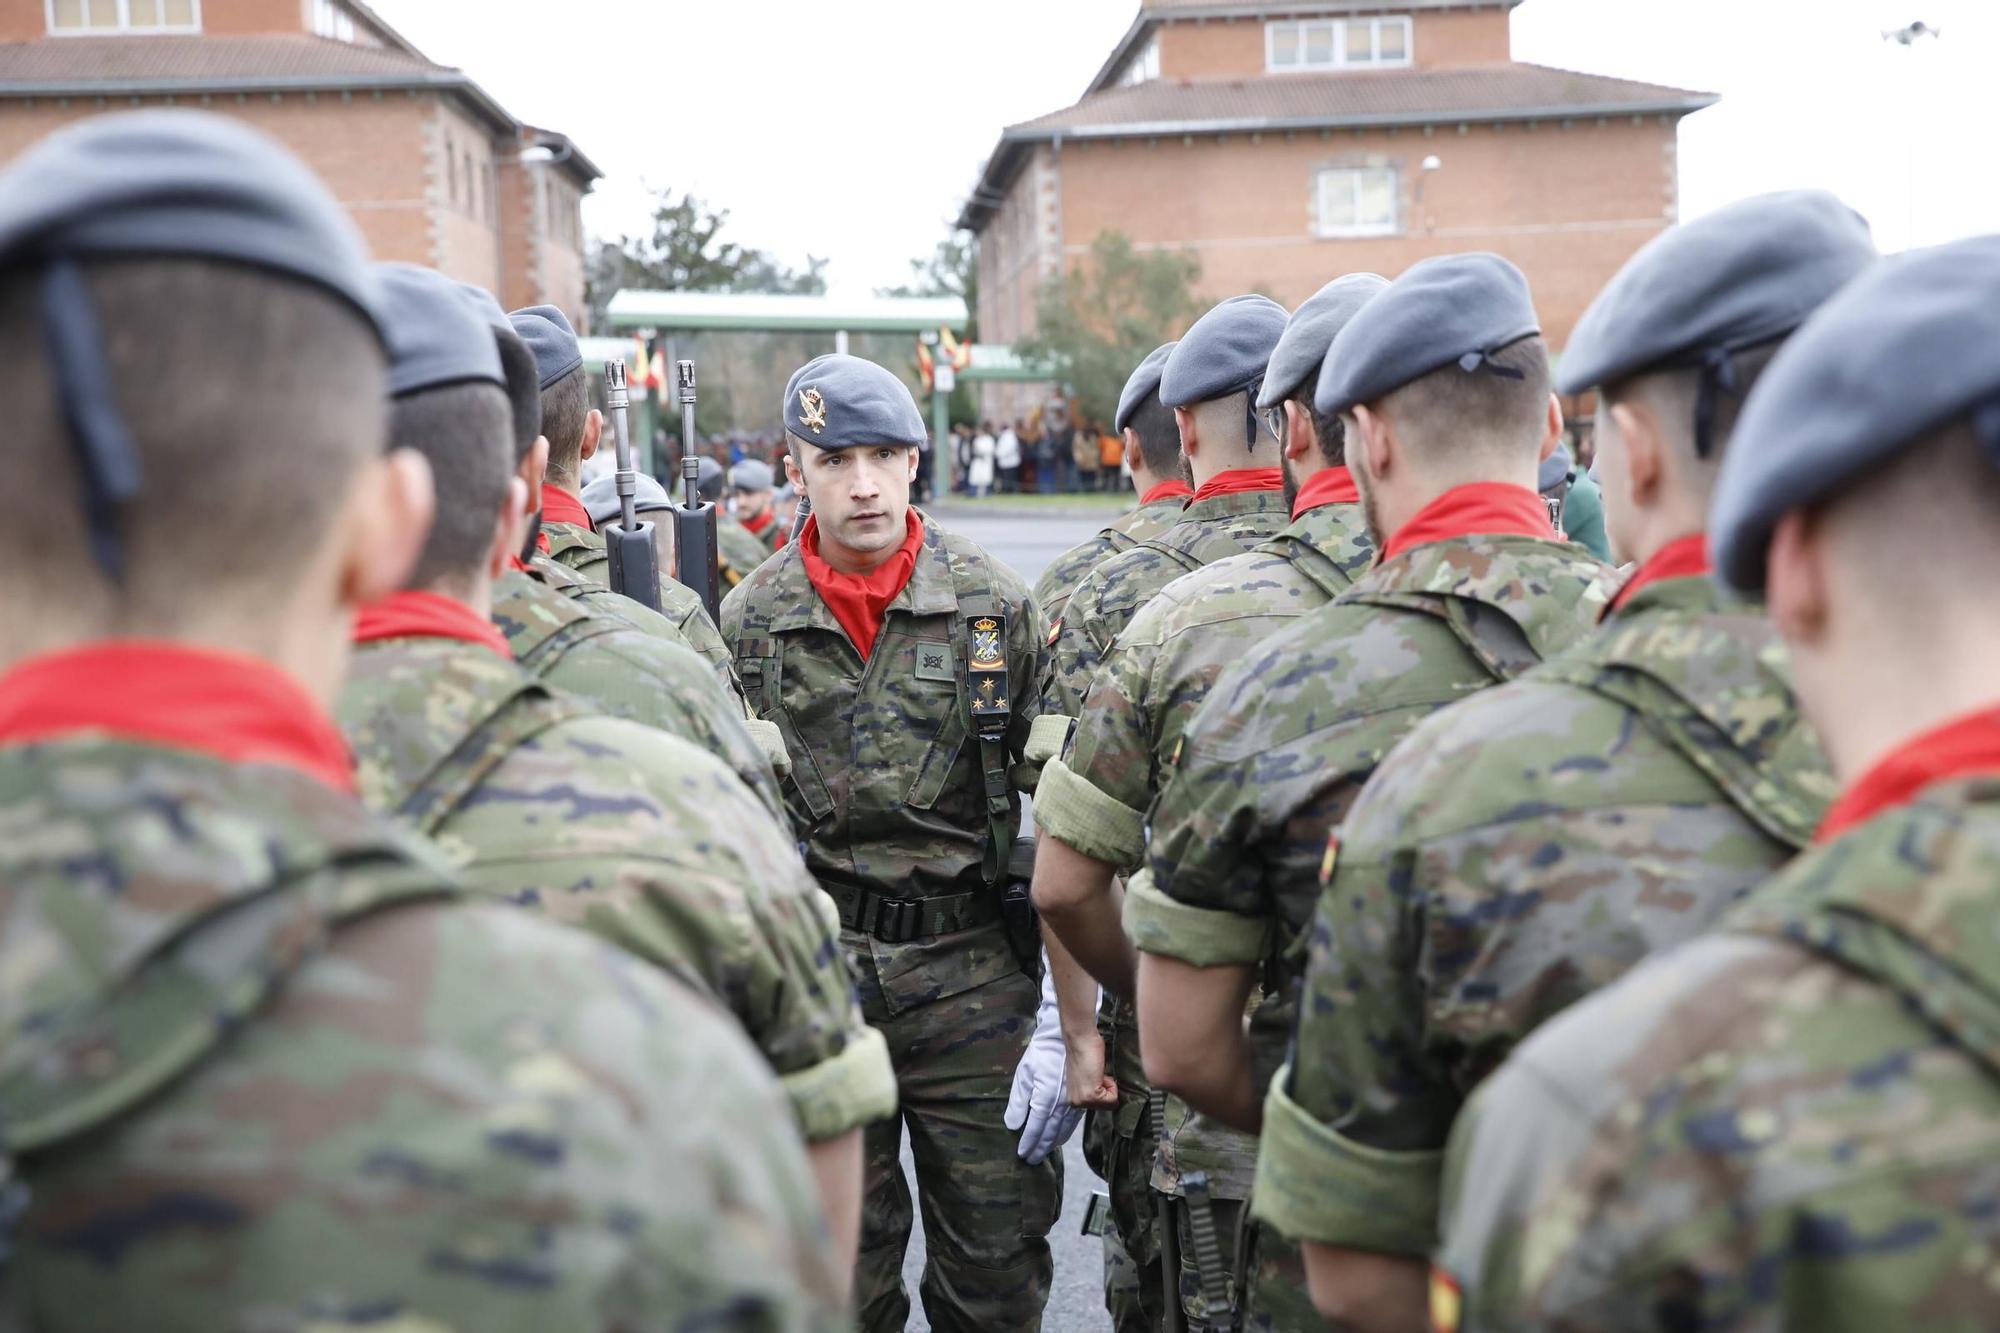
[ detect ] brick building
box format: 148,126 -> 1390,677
0,0 -> 598,327
961,0 -> 1714,420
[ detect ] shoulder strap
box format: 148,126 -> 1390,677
1099,524 -> 1141,556
946,539 -> 1018,890
1343,588 -> 1545,682
1532,648 -> 1826,850
1140,520 -> 1248,578
0,836 -> 450,1158
388,675 -> 590,837
1282,538 -> 1361,600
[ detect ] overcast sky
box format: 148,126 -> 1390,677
371,0 -> 1997,296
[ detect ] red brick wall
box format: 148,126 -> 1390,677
430,98 -> 503,291
1051,115 -> 1679,350
200,0 -> 308,36
0,0 -> 47,40
0,90 -> 444,263
1155,6 -> 1512,80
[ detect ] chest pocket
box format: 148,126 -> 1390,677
897,636 -> 967,811
735,637 -> 836,823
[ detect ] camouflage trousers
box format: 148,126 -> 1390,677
1084,996 -> 1166,1333
854,963 -> 1060,1333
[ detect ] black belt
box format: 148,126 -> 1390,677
837,887 -> 1001,943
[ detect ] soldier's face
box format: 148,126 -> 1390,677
734,489 -> 773,521
790,443 -> 918,557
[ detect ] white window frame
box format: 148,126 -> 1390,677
310,0 -> 356,43
1118,36 -> 1161,87
47,0 -> 201,34
1266,15 -> 1413,73
1314,165 -> 1400,238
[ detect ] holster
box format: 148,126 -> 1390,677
1001,834 -> 1042,983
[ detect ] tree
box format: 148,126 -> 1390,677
1016,231 -> 1203,427
585,189 -> 827,327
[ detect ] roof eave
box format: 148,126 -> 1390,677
529,129 -> 604,186
956,137 -> 1035,234
0,67 -> 520,132
1084,11 -> 1154,97
1002,93 -> 1718,146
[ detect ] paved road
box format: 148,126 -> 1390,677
895,499 -> 1123,1333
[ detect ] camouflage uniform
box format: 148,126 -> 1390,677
335,631 -> 896,1143
720,513 -> 777,586
722,514 -> 1058,1333
1434,776 -> 2000,1332
492,562 -> 787,812
1254,569 -> 1833,1279
1131,530 -> 1610,1325
1037,484 -> 1292,1333
0,735 -> 845,1332
1031,491 -> 1188,630
541,513 -> 736,681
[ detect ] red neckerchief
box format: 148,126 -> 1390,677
354,590 -> 515,661
1191,467 -> 1284,505
0,640 -> 355,793
1606,533 -> 1710,617
742,508 -> 776,537
1815,704 -> 2000,843
800,511 -> 925,662
506,554 -> 531,574
1291,466 -> 1361,520
538,486 -> 594,554
1140,478 -> 1195,507
1380,482 -> 1554,564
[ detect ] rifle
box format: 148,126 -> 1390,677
601,358 -> 662,612
788,491 -> 812,544
672,359 -> 722,623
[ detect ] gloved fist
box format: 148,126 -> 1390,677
1004,964 -> 1087,1164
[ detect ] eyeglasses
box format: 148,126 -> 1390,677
1259,405 -> 1287,447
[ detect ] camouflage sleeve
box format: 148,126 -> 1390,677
1039,565 -> 1114,722
659,579 -> 743,693
1007,581 -> 1049,794
460,718 -> 896,1142
1035,607 -> 1169,868
1253,748 -> 1450,1254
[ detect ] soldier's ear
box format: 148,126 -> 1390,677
784,449 -> 805,493
338,448 -> 434,609
1609,398 -> 1663,508
517,436 -> 550,518
579,409 -> 603,463
1350,403 -> 1393,482
905,446 -> 919,482
484,476 -> 532,584
1539,393 -> 1566,465
1765,508 -> 1829,653
1174,404 -> 1198,456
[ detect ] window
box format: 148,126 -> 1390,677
1117,36 -> 1160,87
311,0 -> 356,43
1267,15 -> 1412,71
1315,166 -> 1399,237
447,141 -> 459,206
49,0 -> 198,32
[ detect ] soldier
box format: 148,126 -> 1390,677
1025,271 -> 1382,1332
521,306 -> 734,675
1431,235 -> 2000,1333
335,262 -> 895,1278
1257,193 -> 1872,1332
1031,295 -> 1294,1333
1031,341 -> 1193,629
0,110 -> 839,1330
497,305 -> 789,808
721,353 -> 1056,1333
691,454 -> 778,584
734,456 -> 788,553
1134,253 -> 1608,1325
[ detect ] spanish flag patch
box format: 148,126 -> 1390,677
1429,1265 -> 1462,1333
1319,833 -> 1340,885
1047,618 -> 1063,646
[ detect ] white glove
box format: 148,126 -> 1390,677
1004,962 -> 1086,1164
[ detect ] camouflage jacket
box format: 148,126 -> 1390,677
337,634 -> 896,1142
492,564 -> 784,813
721,513 -> 1047,1014
1134,534 -> 1609,1189
0,739 -> 845,1331
1031,493 -> 1189,630
720,515 -> 776,586
541,518 -> 736,680
1434,777 -> 2000,1333
1040,488 -> 1293,722
1254,572 -> 1834,1255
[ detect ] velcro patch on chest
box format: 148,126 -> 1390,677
914,641 -> 957,683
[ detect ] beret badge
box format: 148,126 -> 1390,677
799,386 -> 828,434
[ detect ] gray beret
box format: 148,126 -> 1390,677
1257,274 -> 1389,409
580,471 -> 672,526
1161,295 -> 1290,409
0,109 -> 382,338
0,110 -> 385,578
1558,191 -> 1876,396
731,459 -> 775,491
695,455 -> 725,501
783,353 -> 926,449
1115,342 -> 1176,433
1316,252 -> 1540,415
515,303 -> 575,336
1538,442 -> 1575,493
1713,234 -> 2000,593
509,307 -> 584,389
373,262 -> 505,397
